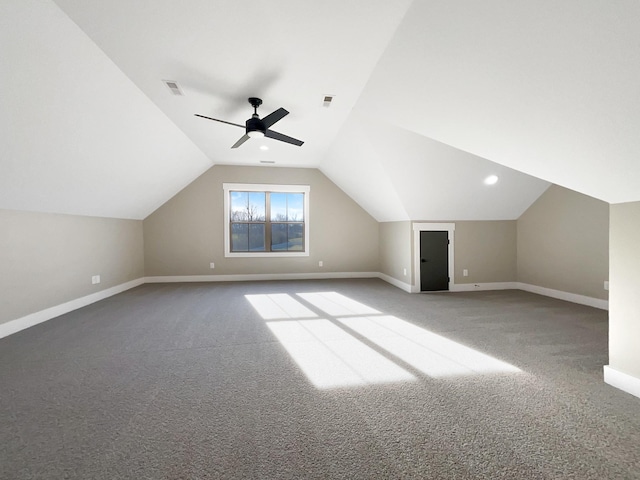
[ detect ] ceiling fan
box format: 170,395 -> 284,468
195,97 -> 304,149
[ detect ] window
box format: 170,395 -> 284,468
223,183 -> 310,257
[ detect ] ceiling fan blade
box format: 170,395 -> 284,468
261,108 -> 289,129
265,129 -> 304,147
194,114 -> 244,129
231,134 -> 250,149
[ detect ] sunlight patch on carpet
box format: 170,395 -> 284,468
266,319 -> 415,389
339,315 -> 521,377
246,294 -> 317,320
296,292 -> 380,316
252,291 -> 520,388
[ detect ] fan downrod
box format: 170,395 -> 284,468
248,97 -> 262,115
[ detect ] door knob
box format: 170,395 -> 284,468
421,259 -> 427,263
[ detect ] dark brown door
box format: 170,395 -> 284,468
420,231 -> 449,291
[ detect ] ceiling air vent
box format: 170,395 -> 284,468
163,80 -> 184,96
322,94 -> 335,107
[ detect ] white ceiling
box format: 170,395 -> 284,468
322,114 -> 549,222
3,1 -> 638,221
51,0 -> 413,169
0,0 -> 211,219
355,1 -> 640,205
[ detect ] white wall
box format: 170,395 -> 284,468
609,201 -> 640,379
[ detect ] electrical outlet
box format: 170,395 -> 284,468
210,262 -> 215,269
91,275 -> 101,285
604,281 -> 609,291
403,268 -> 407,276
319,261 -> 323,267
463,269 -> 469,277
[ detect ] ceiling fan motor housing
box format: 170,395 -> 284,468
194,96 -> 303,147
246,116 -> 266,135
246,98 -> 265,134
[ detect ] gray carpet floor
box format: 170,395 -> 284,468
1,279 -> 639,479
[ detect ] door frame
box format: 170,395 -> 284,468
412,223 -> 455,293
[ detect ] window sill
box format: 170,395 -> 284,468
225,251 -> 310,258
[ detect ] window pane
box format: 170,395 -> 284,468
270,223 -> 304,251
287,193 -> 304,221
270,193 -> 287,221
231,192 -> 248,221
288,223 -> 303,250
227,187 -> 307,255
231,223 -> 248,251
248,192 -> 266,221
249,224 -> 265,251
271,223 -> 288,251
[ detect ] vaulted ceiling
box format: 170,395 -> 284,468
3,1 -> 639,221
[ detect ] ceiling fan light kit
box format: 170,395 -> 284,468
195,97 -> 304,149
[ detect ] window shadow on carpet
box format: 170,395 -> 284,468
246,292 -> 521,389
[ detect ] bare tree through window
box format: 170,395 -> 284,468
229,190 -> 305,252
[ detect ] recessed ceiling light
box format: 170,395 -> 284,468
260,145 -> 269,151
484,175 -> 499,185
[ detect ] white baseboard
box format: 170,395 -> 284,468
144,271 -> 379,283
407,281 -> 606,312
0,274 -> 609,341
604,366 -> 640,400
516,282 -> 608,310
1,274 -> 378,340
377,273 -> 412,293
408,282 -> 517,293
0,278 -> 145,340
451,282 -> 518,292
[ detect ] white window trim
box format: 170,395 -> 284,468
223,183 -> 310,258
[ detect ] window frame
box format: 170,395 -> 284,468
223,183 -> 310,258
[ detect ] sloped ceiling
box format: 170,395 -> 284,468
51,0 -> 413,169
0,0 -> 211,219
3,1 -> 638,221
355,1 -> 640,205
322,113 -> 549,221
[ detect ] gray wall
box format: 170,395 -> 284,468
2,176 -> 611,328
379,221 -> 412,284
609,201 -> 640,378
517,185 -> 609,299
409,221 -> 517,286
454,221 -> 517,284
144,165 -> 380,276
0,209 -> 144,325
